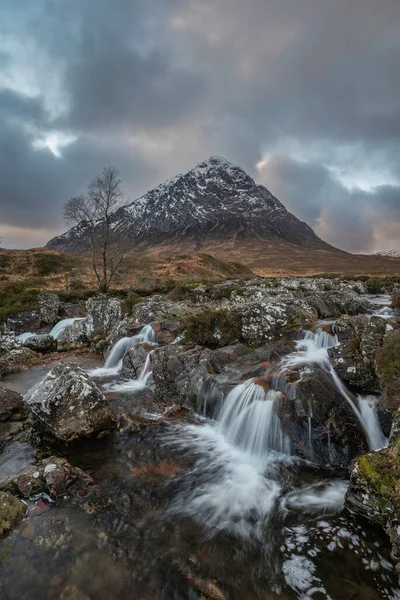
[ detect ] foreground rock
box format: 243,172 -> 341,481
1,456 -> 107,508
24,364 -> 116,441
329,316 -> 396,392
24,333 -> 57,354
274,364 -> 368,468
151,345 -> 226,414
0,491 -> 26,537
0,345 -> 41,377
346,445 -> 400,560
0,387 -> 27,421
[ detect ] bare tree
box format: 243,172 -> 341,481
64,166 -> 126,293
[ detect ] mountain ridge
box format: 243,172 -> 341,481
46,156 -> 341,254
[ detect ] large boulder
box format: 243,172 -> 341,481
85,296 -> 122,339
0,387 -> 27,421
274,364 -> 368,468
150,345 -> 224,413
329,316 -> 395,392
24,334 -> 57,354
60,301 -> 87,319
5,310 -> 41,335
346,445 -> 400,560
24,364 -> 116,440
39,293 -> 60,325
121,344 -> 149,379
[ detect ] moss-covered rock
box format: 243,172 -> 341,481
346,445 -> 400,559
183,308 -> 242,348
376,330 -> 400,412
0,492 -> 26,537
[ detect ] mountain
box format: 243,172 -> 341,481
374,249 -> 400,258
46,156 -> 339,253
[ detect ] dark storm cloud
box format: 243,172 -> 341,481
0,0 -> 400,250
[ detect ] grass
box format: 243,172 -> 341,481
182,308 -> 242,348
0,280 -> 41,321
357,444 -> 400,508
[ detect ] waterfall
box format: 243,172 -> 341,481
357,395 -> 387,450
279,328 -> 386,452
217,380 -> 291,456
49,318 -> 84,340
18,332 -> 36,342
104,349 -> 154,393
89,324 -> 156,378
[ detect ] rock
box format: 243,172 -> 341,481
60,301 -> 87,319
2,456 -> 106,508
376,329 -> 400,413
56,319 -> 89,350
59,585 -> 90,600
151,345 -> 224,413
239,302 -> 315,346
214,343 -> 251,365
85,296 -> 122,339
120,344 -> 149,379
24,364 -> 116,441
0,347 -> 42,377
39,293 -> 60,325
329,316 -> 394,392
0,387 -> 27,421
0,491 -> 26,537
24,334 -> 57,354
275,364 -> 368,467
346,445 -> 400,560
5,310 -> 41,335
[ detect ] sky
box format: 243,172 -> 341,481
0,0 -> 399,253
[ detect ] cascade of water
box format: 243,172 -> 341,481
49,318 -> 84,340
217,380 -> 291,456
357,395 -> 388,450
17,332 -> 36,342
279,328 -> 387,452
89,324 -> 156,378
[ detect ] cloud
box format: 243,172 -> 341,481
0,0 -> 400,251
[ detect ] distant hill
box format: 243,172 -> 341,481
46,156 -> 340,254
374,249 -> 400,258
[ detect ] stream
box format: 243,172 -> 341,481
0,301 -> 399,599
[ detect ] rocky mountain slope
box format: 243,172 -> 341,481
374,249 -> 400,258
46,156 -> 338,253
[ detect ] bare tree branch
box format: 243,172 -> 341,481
63,167 -> 126,292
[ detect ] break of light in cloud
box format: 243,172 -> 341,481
0,0 -> 399,252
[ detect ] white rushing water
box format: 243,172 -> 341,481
103,349 -> 154,393
89,324 -> 156,378
17,332 -> 36,342
280,328 -> 386,452
49,317 -> 84,339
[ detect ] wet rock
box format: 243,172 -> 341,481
151,345 -> 224,413
0,387 -> 27,421
275,365 -> 368,467
0,347 -> 42,377
329,316 -> 394,392
214,343 -> 251,365
39,293 -> 60,325
376,329 -> 400,413
120,343 -> 149,379
2,456 -> 107,509
0,491 -> 26,537
85,296 -> 122,339
56,319 -> 89,350
59,585 -> 90,600
346,445 -> 400,560
24,364 -> 116,441
5,310 -> 41,335
24,333 -> 57,354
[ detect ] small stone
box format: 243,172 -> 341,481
395,562 -> 400,575
20,521 -> 35,539
0,492 -> 26,537
49,574 -> 64,586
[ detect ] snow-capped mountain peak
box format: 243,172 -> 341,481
46,156 -> 335,253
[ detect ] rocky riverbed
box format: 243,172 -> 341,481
0,277 -> 399,599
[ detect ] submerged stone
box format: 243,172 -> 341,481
0,491 -> 26,537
